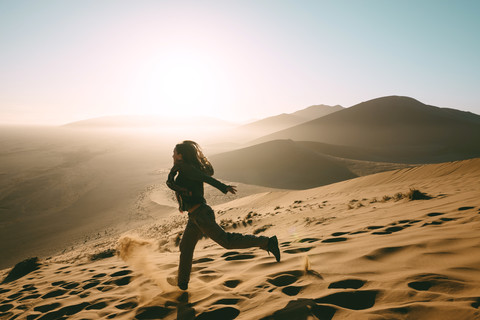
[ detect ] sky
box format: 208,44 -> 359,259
1,0 -> 479,125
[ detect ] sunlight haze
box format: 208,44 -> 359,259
1,0 -> 479,125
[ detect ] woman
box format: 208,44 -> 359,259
166,140 -> 280,290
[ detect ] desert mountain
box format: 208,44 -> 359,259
254,96 -> 480,163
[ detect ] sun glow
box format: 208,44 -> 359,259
129,49 -> 231,118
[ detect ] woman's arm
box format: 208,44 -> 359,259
180,163 -> 231,194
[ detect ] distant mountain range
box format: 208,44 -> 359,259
252,96 -> 480,163
63,115 -> 235,128
211,96 -> 480,188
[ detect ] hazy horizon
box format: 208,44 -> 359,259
1,1 -> 479,125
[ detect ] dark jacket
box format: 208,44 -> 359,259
166,161 -> 228,212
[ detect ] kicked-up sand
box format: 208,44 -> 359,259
1,158 -> 480,319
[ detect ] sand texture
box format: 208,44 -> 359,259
1,158 -> 480,319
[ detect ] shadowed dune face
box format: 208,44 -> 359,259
210,139 -> 414,189
211,139 -> 358,189
255,96 -> 480,163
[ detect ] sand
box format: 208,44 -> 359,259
1,158 -> 480,319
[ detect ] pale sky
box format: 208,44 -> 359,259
1,0 -> 479,125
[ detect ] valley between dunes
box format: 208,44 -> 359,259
1,158 -> 479,319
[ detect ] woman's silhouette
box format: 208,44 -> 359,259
167,140 -> 280,290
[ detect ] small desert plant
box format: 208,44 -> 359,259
393,192 -> 404,201
405,188 -> 432,200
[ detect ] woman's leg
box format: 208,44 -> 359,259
191,205 -> 269,250
178,218 -> 202,289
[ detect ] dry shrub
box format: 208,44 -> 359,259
406,188 -> 432,200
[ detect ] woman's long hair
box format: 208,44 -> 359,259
175,140 -> 214,176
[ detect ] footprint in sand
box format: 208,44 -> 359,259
222,252 -> 256,261
6,292 -> 22,301
115,300 -> 138,310
283,247 -> 313,254
267,270 -> 303,291
105,276 -> 132,286
371,219 -> 415,235
193,257 -> 215,263
37,302 -> 91,319
223,279 -> 242,288
328,279 -> 366,290
261,299 -> 336,320
213,298 -> 243,305
315,290 -> 379,310
20,284 -> 36,292
408,281 -> 432,291
85,300 -> 109,310
298,237 -> 320,243
135,305 -> 174,319
196,306 -> 240,320
407,273 -> 464,293
281,285 -> 305,296
322,237 -> 348,243
458,206 -> 475,211
427,212 -> 445,217
440,217 -> 456,222
34,302 -> 61,313
82,279 -> 101,290
59,281 -> 79,290
41,289 -> 68,299
280,241 -> 291,248
19,293 -> 41,301
110,270 -> 132,277
0,304 -> 14,313
92,272 -> 107,278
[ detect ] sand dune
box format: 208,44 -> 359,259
1,158 -> 479,319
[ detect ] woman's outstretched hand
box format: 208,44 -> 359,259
226,185 -> 237,195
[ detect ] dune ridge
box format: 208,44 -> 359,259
1,158 -> 479,319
